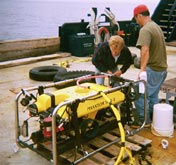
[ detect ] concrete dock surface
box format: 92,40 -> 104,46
0,46 -> 176,165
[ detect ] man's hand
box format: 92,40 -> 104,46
107,70 -> 113,74
112,70 -> 122,76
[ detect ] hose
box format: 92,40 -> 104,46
76,74 -> 111,87
99,91 -> 135,165
76,76 -> 135,164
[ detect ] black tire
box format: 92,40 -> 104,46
29,66 -> 67,81
131,53 -> 137,63
53,70 -> 95,89
134,56 -> 140,69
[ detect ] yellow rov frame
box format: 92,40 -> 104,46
29,83 -> 125,119
15,74 -> 147,165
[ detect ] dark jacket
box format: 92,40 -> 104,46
92,42 -> 133,73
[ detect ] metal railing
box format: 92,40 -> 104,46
166,0 -> 176,41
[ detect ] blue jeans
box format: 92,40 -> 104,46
94,67 -> 118,85
134,66 -> 167,123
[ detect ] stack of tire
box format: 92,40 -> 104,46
131,53 -> 140,69
133,56 -> 140,69
29,66 -> 95,88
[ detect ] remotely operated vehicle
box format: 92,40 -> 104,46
15,73 -> 147,165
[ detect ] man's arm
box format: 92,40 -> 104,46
140,45 -> 149,72
138,45 -> 149,80
119,47 -> 133,74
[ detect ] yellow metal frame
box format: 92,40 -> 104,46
15,75 -> 147,165
34,83 -> 125,120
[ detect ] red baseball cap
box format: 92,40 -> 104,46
133,4 -> 149,17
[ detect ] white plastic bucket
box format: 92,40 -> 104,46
151,103 -> 174,137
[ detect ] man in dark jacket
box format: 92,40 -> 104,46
92,35 -> 133,85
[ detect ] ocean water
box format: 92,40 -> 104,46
0,0 -> 160,41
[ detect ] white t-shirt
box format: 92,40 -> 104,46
114,54 -> 120,62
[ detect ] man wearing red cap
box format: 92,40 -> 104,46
132,4 -> 168,127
